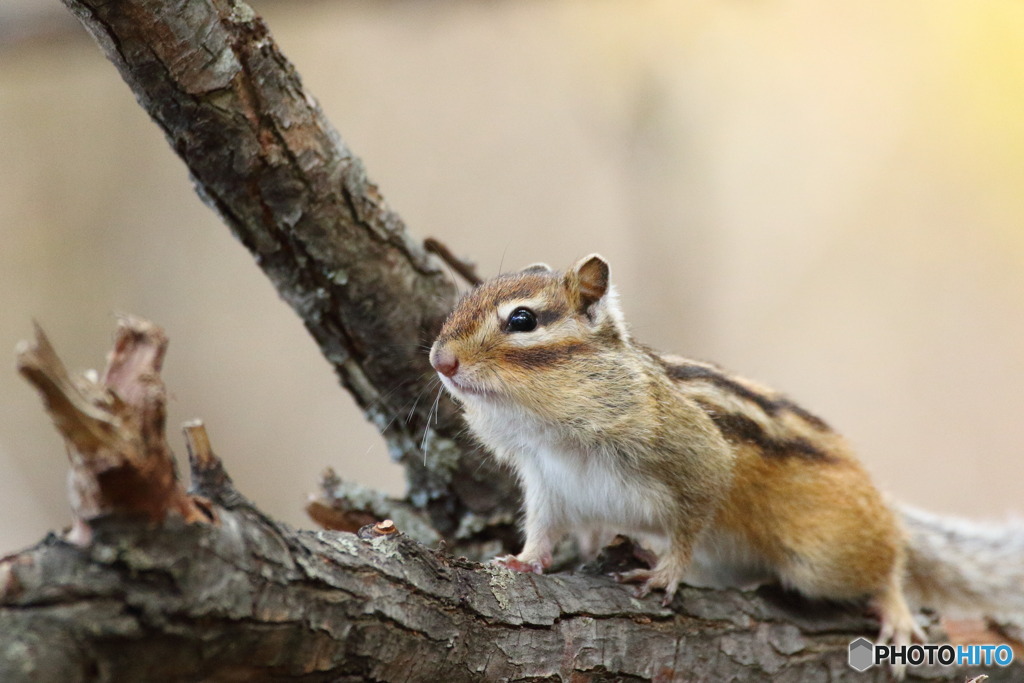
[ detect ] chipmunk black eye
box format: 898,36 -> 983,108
506,307 -> 537,333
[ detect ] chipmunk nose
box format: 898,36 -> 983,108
430,345 -> 460,378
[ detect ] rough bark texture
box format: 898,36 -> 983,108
60,0 -> 518,540
0,512 -> 955,683
4,0 -> 1020,681
9,321 -> 1006,682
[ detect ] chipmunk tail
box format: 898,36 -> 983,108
900,503 -> 1024,633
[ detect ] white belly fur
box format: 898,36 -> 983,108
519,443 -> 775,590
468,402 -> 773,588
516,441 -> 661,534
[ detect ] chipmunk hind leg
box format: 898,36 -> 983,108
872,576 -> 927,680
780,555 -> 923,680
874,577 -> 926,645
779,551 -> 923,638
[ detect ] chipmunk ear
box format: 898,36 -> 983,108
566,254 -> 610,313
521,262 -> 553,274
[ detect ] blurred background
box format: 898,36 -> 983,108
2,0 -> 1023,553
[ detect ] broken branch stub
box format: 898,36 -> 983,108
16,318 -> 209,539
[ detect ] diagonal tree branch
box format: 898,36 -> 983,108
59,0 -> 517,539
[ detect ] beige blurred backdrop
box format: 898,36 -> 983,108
2,0 -> 1023,553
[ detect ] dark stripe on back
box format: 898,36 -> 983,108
697,402 -> 835,463
660,359 -> 830,431
775,399 -> 830,430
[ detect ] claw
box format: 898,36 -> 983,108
614,568 -> 652,585
614,567 -> 679,604
871,586 -> 923,681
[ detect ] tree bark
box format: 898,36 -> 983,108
0,510 -> 924,683
3,0 -> 1018,681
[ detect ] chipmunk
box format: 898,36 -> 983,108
429,254 -> 1024,660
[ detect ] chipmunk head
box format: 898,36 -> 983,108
429,254 -> 628,404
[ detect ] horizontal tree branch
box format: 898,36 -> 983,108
5,319 -> 1012,681
1,509 -> 916,682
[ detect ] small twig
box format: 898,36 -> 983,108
183,420 -> 215,470
424,237 -> 483,286
307,471 -> 441,545
182,420 -> 245,511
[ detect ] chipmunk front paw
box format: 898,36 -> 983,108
615,566 -> 682,606
492,554 -> 545,574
